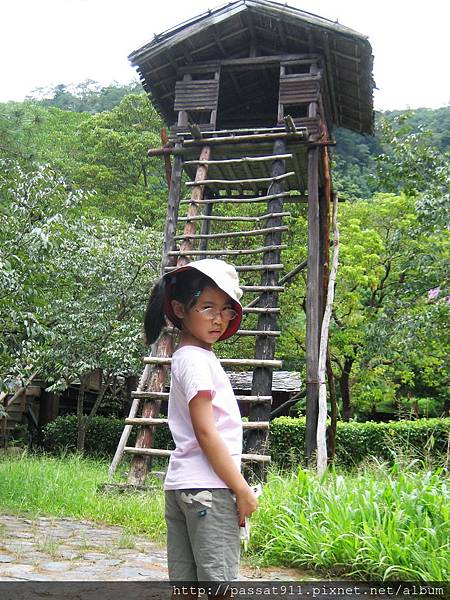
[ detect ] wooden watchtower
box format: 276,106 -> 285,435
110,0 -> 374,484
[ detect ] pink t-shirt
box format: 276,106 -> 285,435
164,345 -> 243,490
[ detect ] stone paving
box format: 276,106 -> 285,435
0,513 -> 309,582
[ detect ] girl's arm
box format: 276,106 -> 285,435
189,391 -> 258,524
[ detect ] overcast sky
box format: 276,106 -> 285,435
2,0 -> 449,111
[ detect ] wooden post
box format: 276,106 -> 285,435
198,192 -> 213,259
160,128 -> 172,188
246,138 -> 286,481
162,143 -> 184,270
178,145 -> 211,265
305,146 -> 320,463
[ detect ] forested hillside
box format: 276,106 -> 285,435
1,81 -> 448,424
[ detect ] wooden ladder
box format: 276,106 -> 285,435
109,131 -> 295,485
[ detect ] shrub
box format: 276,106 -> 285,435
41,414 -> 174,457
270,416 -> 450,469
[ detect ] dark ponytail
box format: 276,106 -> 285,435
144,277 -> 167,345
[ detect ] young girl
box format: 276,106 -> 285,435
144,258 -> 258,586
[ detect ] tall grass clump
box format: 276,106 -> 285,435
0,452 -> 166,543
249,458 -> 449,581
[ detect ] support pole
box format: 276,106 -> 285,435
317,193 -> 339,477
305,147 -> 320,463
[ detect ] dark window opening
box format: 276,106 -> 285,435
190,72 -> 216,81
284,63 -> 312,75
216,65 -> 280,129
187,110 -> 212,125
284,104 -> 308,119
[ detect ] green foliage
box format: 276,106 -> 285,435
73,93 -> 166,224
28,80 -> 144,114
270,416 -> 450,469
41,415 -> 174,457
0,453 -> 166,541
0,159 -> 162,420
0,160 -> 85,388
376,113 -> 450,231
250,463 -> 449,580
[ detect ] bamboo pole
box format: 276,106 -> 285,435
235,330 -> 281,336
174,225 -> 288,240
147,140 -> 335,158
317,194 -> 340,478
131,392 -> 272,403
180,194 -> 307,205
185,172 -> 295,187
178,212 -> 290,222
305,147 -> 320,463
124,446 -> 271,463
143,357 -> 283,368
183,154 -> 293,165
126,418 -> 270,429
165,264 -> 284,272
182,131 -> 307,146
168,244 -> 287,257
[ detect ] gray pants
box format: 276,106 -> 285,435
165,488 -> 240,582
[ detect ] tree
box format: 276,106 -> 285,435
376,113 -> 450,232
74,93 -> 166,224
0,160 -> 84,391
277,193 -> 448,420
39,217 -> 162,451
0,159 -> 163,451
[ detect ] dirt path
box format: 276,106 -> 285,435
0,513 -> 314,582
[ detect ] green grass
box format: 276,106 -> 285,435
249,459 -> 449,581
0,452 -> 448,580
0,452 -> 166,544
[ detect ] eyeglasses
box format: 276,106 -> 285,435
194,307 -> 238,321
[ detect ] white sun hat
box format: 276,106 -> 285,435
162,259 -> 243,340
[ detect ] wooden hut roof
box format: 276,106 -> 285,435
129,0 -> 374,134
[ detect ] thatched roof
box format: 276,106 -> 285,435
129,0 -> 374,134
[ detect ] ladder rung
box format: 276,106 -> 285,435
125,447 -> 171,457
143,357 -> 283,368
236,330 -> 280,337
173,225 -> 288,240
124,446 -> 271,463
130,393 -> 272,403
186,172 -> 296,187
178,212 -> 290,223
178,125 -> 288,135
165,264 -> 284,273
243,307 -> 280,314
131,391 -> 169,400
183,154 -> 293,166
180,192 -> 292,205
126,418 -> 269,430
241,285 -> 284,292
168,245 -> 287,257
235,395 -> 272,403
238,264 -> 284,272
243,421 -> 270,429
242,453 -> 271,463
126,418 -> 168,426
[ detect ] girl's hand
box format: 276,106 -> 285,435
235,484 -> 258,526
